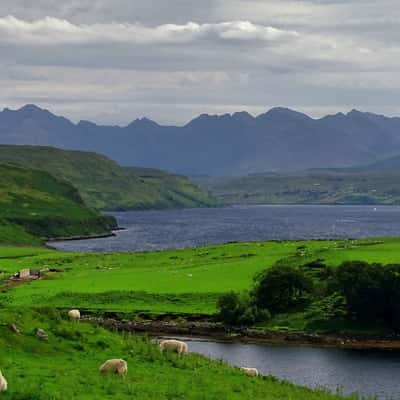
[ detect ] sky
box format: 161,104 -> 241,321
0,0 -> 399,125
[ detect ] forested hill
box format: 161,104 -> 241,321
0,164 -> 116,245
198,156 -> 400,206
0,145 -> 219,210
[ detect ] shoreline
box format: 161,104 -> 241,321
46,231 -> 117,243
46,227 -> 127,244
84,315 -> 400,350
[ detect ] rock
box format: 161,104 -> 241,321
36,328 -> 48,341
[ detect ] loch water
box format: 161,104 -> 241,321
186,338 -> 400,400
52,205 -> 400,253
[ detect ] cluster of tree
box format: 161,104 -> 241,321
217,266 -> 313,326
335,261 -> 400,330
217,259 -> 400,331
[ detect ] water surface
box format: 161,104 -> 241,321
51,205 -> 400,252
186,338 -> 400,400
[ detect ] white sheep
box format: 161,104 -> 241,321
67,309 -> 81,320
240,367 -> 259,377
99,359 -> 128,375
0,370 -> 8,392
159,339 -> 188,354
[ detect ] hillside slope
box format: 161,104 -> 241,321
2,105 -> 400,175
0,164 -> 116,245
0,306 -> 351,400
0,145 -> 219,210
198,157 -> 400,206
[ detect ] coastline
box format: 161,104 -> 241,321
84,315 -> 400,350
46,227 -> 126,243
46,232 -> 116,243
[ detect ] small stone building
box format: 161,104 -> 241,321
18,269 -> 30,279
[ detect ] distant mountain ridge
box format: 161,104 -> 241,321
2,105 -> 400,176
198,153 -> 400,206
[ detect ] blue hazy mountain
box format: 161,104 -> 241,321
2,105 -> 400,176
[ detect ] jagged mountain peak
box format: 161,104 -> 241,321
127,117 -> 159,128
257,107 -> 311,121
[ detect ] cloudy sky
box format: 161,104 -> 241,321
0,0 -> 399,125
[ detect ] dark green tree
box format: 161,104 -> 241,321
335,261 -> 400,330
253,266 -> 313,312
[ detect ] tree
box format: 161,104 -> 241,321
335,261 -> 384,319
217,292 -> 243,325
253,266 -> 313,312
335,261 -> 400,330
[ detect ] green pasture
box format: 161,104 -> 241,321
0,239 -> 395,398
0,307 -> 357,400
2,238 -> 400,315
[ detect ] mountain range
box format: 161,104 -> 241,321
2,104 -> 400,176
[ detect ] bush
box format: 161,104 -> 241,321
304,292 -> 347,324
253,266 -> 314,312
217,292 -> 270,326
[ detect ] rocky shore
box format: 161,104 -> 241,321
83,315 -> 400,350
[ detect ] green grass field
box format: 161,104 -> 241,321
0,240 -> 394,399
2,237 -> 400,318
0,307 -> 358,400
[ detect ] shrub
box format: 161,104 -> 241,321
304,293 -> 347,324
217,292 -> 270,326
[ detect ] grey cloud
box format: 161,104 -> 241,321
0,16 -> 299,45
0,0 -> 219,24
0,0 -> 399,125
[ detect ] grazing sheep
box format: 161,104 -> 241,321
67,309 -> 81,320
0,370 -> 7,392
159,339 -> 188,354
99,359 -> 128,375
240,367 -> 259,377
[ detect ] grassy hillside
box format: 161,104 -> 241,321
0,164 -> 116,245
0,145 -> 219,210
0,307 -> 355,400
124,166 -> 221,210
199,169 -> 400,205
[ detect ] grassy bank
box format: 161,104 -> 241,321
0,307 -> 360,399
